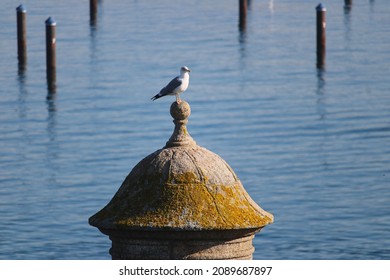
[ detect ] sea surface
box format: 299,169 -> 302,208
1,0 -> 389,259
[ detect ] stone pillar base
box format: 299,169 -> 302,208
101,229 -> 262,260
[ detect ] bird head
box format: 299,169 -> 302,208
180,66 -> 191,74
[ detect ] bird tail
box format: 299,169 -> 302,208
151,93 -> 162,101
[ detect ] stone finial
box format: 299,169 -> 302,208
165,100 -> 196,148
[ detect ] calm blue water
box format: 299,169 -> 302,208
1,0 -> 389,260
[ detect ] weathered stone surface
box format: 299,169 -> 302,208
89,145 -> 273,230
89,100 -> 273,259
108,233 -> 255,260
165,101 -> 196,147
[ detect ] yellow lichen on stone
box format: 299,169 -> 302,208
113,180 -> 272,230
89,121 -> 273,232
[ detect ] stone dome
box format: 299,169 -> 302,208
89,101 -> 273,231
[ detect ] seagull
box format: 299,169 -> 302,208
151,66 -> 191,103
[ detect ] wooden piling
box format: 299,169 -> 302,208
45,17 -> 56,93
16,5 -> 27,65
239,0 -> 247,31
316,3 -> 326,69
90,0 -> 98,25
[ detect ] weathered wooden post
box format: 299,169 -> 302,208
45,17 -> 56,93
316,3 -> 326,69
89,100 -> 273,260
16,5 -> 27,66
239,0 -> 247,31
90,0 -> 98,25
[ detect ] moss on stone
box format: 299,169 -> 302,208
89,147 -> 274,231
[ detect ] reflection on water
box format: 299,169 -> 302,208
1,0 -> 390,260
45,90 -> 58,189
315,68 -> 328,173
343,3 -> 352,43
316,68 -> 326,121
17,66 -> 27,122
46,70 -> 56,95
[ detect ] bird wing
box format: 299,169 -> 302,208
159,76 -> 182,96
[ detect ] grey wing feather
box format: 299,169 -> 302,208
160,76 -> 182,95
151,76 -> 182,100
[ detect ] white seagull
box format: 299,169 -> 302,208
151,66 -> 191,103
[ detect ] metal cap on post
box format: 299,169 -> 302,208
16,4 -> 26,13
45,16 -> 56,26
316,3 -> 327,12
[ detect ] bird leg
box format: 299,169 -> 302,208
176,94 -> 181,104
